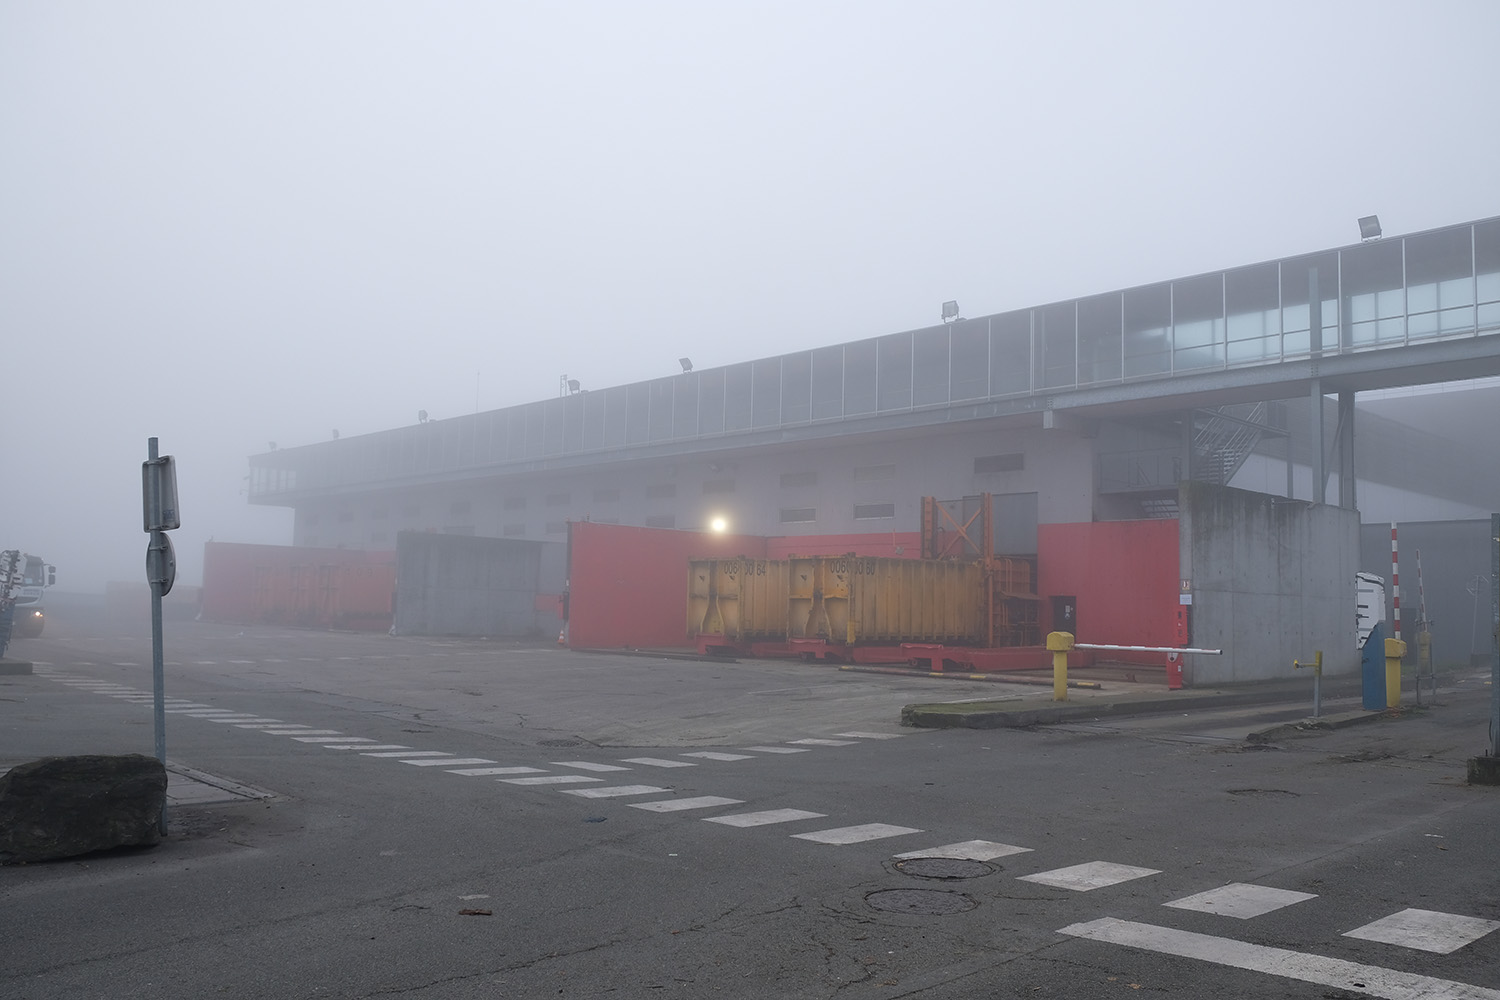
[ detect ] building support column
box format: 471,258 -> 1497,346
1310,380 -> 1325,505
1337,390 -> 1356,510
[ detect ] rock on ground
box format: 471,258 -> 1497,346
0,754 -> 167,863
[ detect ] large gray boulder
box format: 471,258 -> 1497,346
0,754 -> 167,863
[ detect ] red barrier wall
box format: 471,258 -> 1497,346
201,542 -> 396,631
566,522 -> 769,649
1036,520 -> 1179,659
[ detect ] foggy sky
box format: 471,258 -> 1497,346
3,1 -> 1498,592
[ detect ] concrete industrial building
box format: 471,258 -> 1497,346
241,215 -> 1500,681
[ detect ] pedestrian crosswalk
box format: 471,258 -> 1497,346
32,664 -> 1500,980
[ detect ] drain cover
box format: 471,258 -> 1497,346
894,857 -> 994,880
865,888 -> 977,915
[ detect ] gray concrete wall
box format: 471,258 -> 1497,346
394,532 -> 563,637
1179,482 -> 1359,685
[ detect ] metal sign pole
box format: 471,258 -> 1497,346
148,437 -> 168,836
1490,513 -> 1498,758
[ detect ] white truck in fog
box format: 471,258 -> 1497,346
2,551 -> 55,639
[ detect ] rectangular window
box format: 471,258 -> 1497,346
304,513 -> 321,526
854,464 -> 895,482
780,471 -> 817,488
974,453 -> 1024,474
545,492 -> 571,507
592,488 -> 621,503
702,479 -> 736,495
645,514 -> 676,529
646,483 -> 677,499
780,507 -> 816,523
854,502 -> 896,520
502,523 -> 526,537
503,496 -> 526,511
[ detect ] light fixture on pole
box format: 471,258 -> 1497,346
941,300 -> 960,324
1358,215 -> 1382,241
679,357 -> 694,373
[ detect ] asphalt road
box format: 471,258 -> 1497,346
2,603 -> 1497,999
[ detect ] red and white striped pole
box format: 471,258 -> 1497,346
1390,522 -> 1401,643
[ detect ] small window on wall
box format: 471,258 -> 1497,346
854,502 -> 896,520
703,479 -> 735,495
780,507 -> 816,523
646,483 -> 676,499
545,521 -> 568,535
503,497 -> 526,511
780,471 -> 817,488
545,492 -> 571,507
854,464 -> 895,482
304,513 -> 321,526
645,514 -> 676,529
502,523 -> 526,537
592,488 -> 621,503
974,453 -> 1024,474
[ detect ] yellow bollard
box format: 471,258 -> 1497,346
1047,631 -> 1075,702
1384,637 -> 1407,709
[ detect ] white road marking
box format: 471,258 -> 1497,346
681,752 -> 753,761
445,766 -> 545,776
362,750 -> 453,758
704,809 -> 827,828
1018,861 -> 1161,891
562,785 -> 672,798
193,661 -> 218,665
895,840 -> 1033,862
261,729 -> 342,736
551,761 -> 631,772
834,732 -> 905,739
787,738 -> 858,746
327,744 -> 410,751
402,757 -> 496,767
630,796 -> 744,812
619,757 -> 695,768
1164,883 -> 1318,919
793,823 -> 923,845
234,722 -> 293,728
227,660 -> 255,665
742,746 -> 810,754
1343,908 -> 1500,955
164,708 -> 233,714
209,717 -> 284,724
500,775 -> 603,786
1059,917 -> 1500,1000
293,736 -> 375,744
184,712 -> 260,719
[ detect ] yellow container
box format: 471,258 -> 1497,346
687,558 -> 789,640
789,556 -> 985,644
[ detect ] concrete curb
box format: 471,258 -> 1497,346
1245,707 -> 1401,743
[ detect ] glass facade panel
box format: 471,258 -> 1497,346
1406,227 -> 1474,340
542,397 -> 566,455
562,395 -> 584,452
583,389 -> 606,450
673,374 -> 698,437
1342,239 -> 1405,347
1037,302 -> 1077,388
648,377 -> 674,440
626,383 -> 649,444
1172,273 -> 1224,370
1124,283 -> 1172,377
524,402 -> 546,456
950,318 -> 988,400
602,386 -> 627,447
877,332 -> 913,410
1477,220 -> 1500,331
912,326 -> 950,405
1077,293 -> 1122,384
697,368 -> 725,434
844,339 -> 877,414
990,310 -> 1030,395
752,357 -> 781,428
724,362 -> 753,431
1280,252 -> 1338,357
781,351 -> 812,423
1224,263 -> 1280,364
811,345 -> 843,419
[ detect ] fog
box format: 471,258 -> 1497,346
2,1 -> 1497,592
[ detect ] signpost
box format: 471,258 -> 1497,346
142,438 -> 180,835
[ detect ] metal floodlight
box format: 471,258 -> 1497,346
418,409 -> 428,423
567,378 -> 581,394
1358,215 -> 1382,240
679,357 -> 693,373
941,300 -> 960,323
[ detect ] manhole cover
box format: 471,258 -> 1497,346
894,857 -> 994,880
538,738 -> 583,748
865,888 -> 977,915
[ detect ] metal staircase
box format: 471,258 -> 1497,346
1189,401 -> 1278,485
